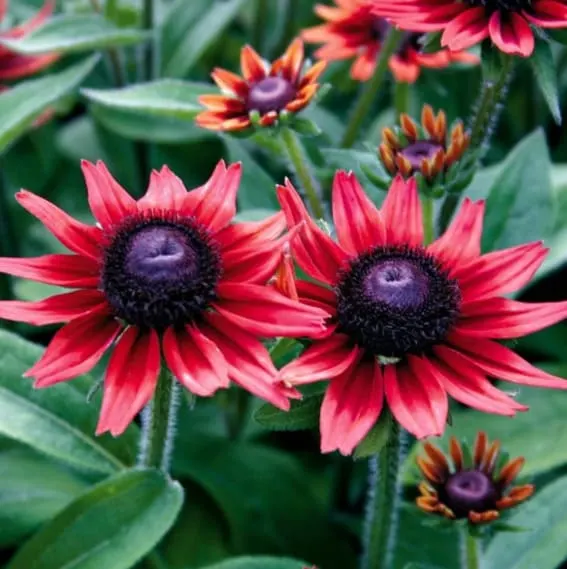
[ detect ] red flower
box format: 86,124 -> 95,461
0,160 -> 327,436
371,0 -> 567,57
196,38 -> 326,132
0,0 -> 58,81
303,2 -> 477,82
277,172 -> 567,455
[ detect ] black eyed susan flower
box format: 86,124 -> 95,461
416,432 -> 534,524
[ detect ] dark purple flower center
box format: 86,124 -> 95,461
400,140 -> 445,171
336,246 -> 461,358
370,17 -> 390,41
247,76 -> 297,115
440,470 -> 500,518
101,219 -> 221,330
465,0 -> 529,11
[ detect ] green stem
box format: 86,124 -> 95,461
139,369 -> 179,472
422,196 -> 434,245
252,0 -> 268,52
460,529 -> 482,569
280,127 -> 324,219
393,80 -> 410,118
360,422 -> 408,569
341,28 -> 403,148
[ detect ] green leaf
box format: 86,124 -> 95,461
7,468 -> 183,569
0,447 -> 89,547
0,55 -> 99,154
162,0 -> 248,78
0,329 -> 138,475
353,410 -> 392,460
254,394 -> 322,431
82,80 -> 215,120
473,129 -> 554,251
0,14 -> 148,54
529,39 -> 561,125
201,558 -> 307,569
484,476 -> 567,569
290,116 -> 323,137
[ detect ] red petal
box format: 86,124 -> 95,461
27,306 -> 120,387
277,178 -> 348,285
456,242 -> 547,301
428,198 -> 485,270
449,332 -> 567,389
279,38 -> 305,83
203,312 -> 295,409
320,358 -> 384,455
430,347 -> 526,414
240,45 -> 267,82
138,166 -> 188,211
0,52 -> 57,80
381,176 -> 423,247
441,6 -> 490,51
81,160 -> 137,228
279,333 -> 361,385
214,282 -> 327,338
296,280 -> 337,316
525,1 -> 567,27
489,11 -> 534,57
384,358 -> 448,438
16,190 -> 102,260
163,326 -> 229,397
388,55 -> 421,83
184,160 -> 241,233
215,212 -> 285,252
211,68 -> 249,98
332,170 -> 386,255
0,290 -> 107,325
2,0 -> 54,37
351,48 -> 378,81
96,328 -> 160,436
0,254 -> 100,288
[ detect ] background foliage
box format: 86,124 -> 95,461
1,1 -> 567,568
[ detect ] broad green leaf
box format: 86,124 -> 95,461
162,0 -> 248,78
0,14 -> 148,54
254,394 -> 322,431
82,80 -> 215,120
173,435 -> 356,567
484,476 -> 567,569
529,40 -> 561,125
8,468 -> 183,569
0,329 -> 138,475
0,447 -> 89,547
201,558 -> 307,569
0,55 -> 99,154
474,129 -> 554,251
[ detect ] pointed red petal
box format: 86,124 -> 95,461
489,11 -> 534,57
138,166 -> 188,211
215,212 -> 285,252
240,45 -> 267,82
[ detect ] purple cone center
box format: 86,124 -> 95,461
247,76 -> 296,115
400,140 -> 444,171
126,226 -> 199,282
364,259 -> 430,310
443,470 -> 499,518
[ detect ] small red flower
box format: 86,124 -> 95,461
303,1 -> 477,82
417,432 -> 534,524
0,0 -> 58,81
195,38 -> 326,132
371,0 -> 567,57
276,172 -> 567,455
0,160 -> 327,436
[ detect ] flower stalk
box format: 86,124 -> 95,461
461,529 -> 482,569
422,195 -> 435,245
280,126 -> 325,219
393,80 -> 410,118
341,28 -> 403,148
360,422 -> 408,569
139,368 -> 180,472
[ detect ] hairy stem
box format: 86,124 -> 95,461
138,369 -> 180,472
393,80 -> 410,118
280,127 -> 324,219
360,422 -> 409,569
341,28 -> 403,148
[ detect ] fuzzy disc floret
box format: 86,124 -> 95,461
101,215 -> 222,330
336,246 -> 461,358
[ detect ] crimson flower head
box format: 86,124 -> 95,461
302,1 -> 477,82
417,432 -> 534,524
0,0 -> 58,81
371,0 -> 567,57
195,38 -> 326,132
276,172 -> 567,455
0,160 -> 328,436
